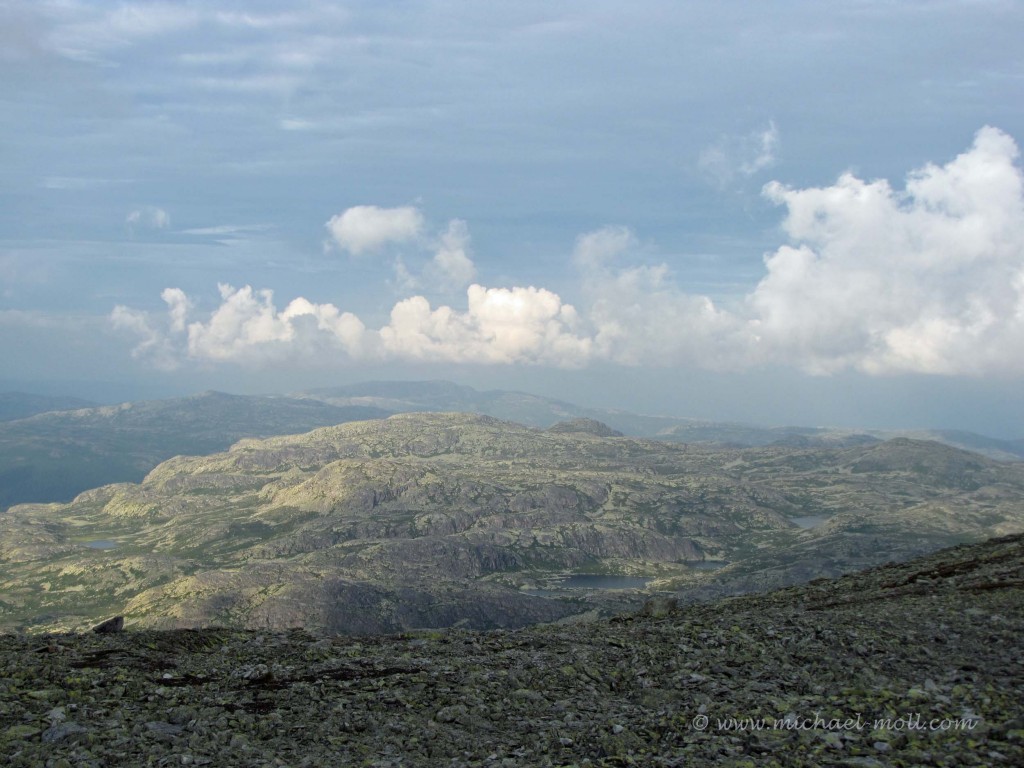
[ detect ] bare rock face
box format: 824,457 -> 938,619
546,418 -> 624,437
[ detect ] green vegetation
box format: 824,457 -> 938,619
2,412 -> 1023,635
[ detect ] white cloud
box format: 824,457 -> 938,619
699,121 -> 780,188
161,287 -> 191,334
751,125 -> 1024,376
325,205 -> 425,256
112,127 -> 1024,378
327,207 -> 477,291
428,219 -> 477,289
110,303 -> 179,371
183,284 -> 367,365
379,285 -> 590,366
586,126 -> 1024,375
572,226 -> 750,369
743,121 -> 779,176
280,118 -> 315,131
572,226 -> 637,271
115,282 -> 587,368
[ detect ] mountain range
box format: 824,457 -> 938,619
0,392 -> 98,422
3,410 -> 1022,634
1,380 -> 1021,512
0,391 -> 388,510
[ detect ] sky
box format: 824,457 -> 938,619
2,1 -> 1024,436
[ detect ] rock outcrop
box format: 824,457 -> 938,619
1,533 -> 1020,766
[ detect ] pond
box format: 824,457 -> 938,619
790,515 -> 828,529
556,574 -> 650,590
523,573 -> 650,597
83,539 -> 118,550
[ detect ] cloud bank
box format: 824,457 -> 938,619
114,127 -> 1024,377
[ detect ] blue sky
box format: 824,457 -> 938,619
2,1 -> 1024,435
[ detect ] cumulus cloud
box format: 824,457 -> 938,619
114,284 -> 368,368
573,227 -> 749,369
699,121 -> 780,188
428,219 -> 477,289
325,205 -> 424,256
184,284 -> 368,364
326,206 -> 478,291
379,285 -> 590,366
114,282 -> 586,368
161,287 -> 191,333
110,298 -> 180,371
750,125 -> 1024,376
113,127 -> 1024,377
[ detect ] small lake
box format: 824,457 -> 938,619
83,540 -> 118,550
791,515 -> 828,529
556,574 -> 650,590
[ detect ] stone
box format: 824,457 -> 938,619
41,721 -> 86,744
92,616 -> 125,634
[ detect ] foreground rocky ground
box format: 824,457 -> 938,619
2,533 -> 1022,767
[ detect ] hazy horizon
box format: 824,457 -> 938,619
2,371 -> 1023,440
3,2 -> 1023,437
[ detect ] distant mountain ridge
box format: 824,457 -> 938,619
1,379 -> 1020,512
296,380 -> 583,426
0,391 -> 389,509
297,380 -> 1024,459
0,392 -> 98,422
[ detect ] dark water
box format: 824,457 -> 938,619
524,574 -> 650,597
556,574 -> 650,590
791,515 -> 828,529
84,540 -> 118,550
